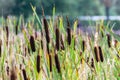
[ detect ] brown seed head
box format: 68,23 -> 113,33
56,27 -> 60,51
30,36 -> 36,52
5,26 -> 9,40
49,54 -> 52,72
98,46 -> 104,62
43,17 -> 50,44
55,53 -> 61,73
107,34 -> 111,48
94,46 -> 100,62
36,54 -> 40,73
22,69 -> 28,80
82,40 -> 85,52
67,27 -> 71,45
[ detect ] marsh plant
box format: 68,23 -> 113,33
0,7 -> 120,80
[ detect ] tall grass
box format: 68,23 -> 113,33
0,7 -> 120,80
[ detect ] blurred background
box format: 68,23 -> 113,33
0,0 -> 120,29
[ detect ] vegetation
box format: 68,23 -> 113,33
0,6 -> 120,80
0,0 -> 120,17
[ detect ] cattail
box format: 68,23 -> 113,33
56,27 -> 60,50
5,26 -> 9,45
66,16 -> 71,45
60,35 -> 65,50
5,26 -> 9,40
41,40 -> 43,50
91,58 -> 94,68
82,40 -> 85,52
10,67 -> 17,80
94,46 -> 100,62
47,44 -> 50,54
0,40 -> 2,57
43,17 -> 50,44
15,24 -> 18,35
55,53 -> 61,73
30,35 -> 36,52
22,69 -> 27,80
98,46 -> 104,62
36,54 -> 40,73
49,54 -> 52,72
67,27 -> 71,45
107,34 -> 111,48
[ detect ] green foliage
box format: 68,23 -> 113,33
11,0 -> 37,18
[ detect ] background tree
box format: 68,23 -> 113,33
0,0 -> 14,17
11,0 -> 38,18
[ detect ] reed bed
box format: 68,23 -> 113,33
0,9 -> 120,80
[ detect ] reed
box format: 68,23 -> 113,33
98,46 -> 104,62
30,35 -> 36,52
94,46 -> 100,62
5,26 -> 9,40
43,17 -> 50,44
56,27 -> 60,51
36,54 -> 40,73
67,27 -> 71,45
107,34 -> 111,48
55,53 -> 61,73
82,40 -> 85,52
15,24 -> 18,35
66,17 -> 71,45
22,69 -> 28,80
49,54 -> 52,72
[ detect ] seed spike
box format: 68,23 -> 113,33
30,35 -> 36,52
98,46 -> 104,62
5,26 -> 9,39
49,54 -> 52,72
107,34 -> 111,48
67,27 -> 71,45
36,54 -> 40,73
15,24 -> 18,35
94,46 -> 100,62
55,52 -> 61,73
43,17 -> 50,44
56,27 -> 60,51
82,40 -> 85,52
22,69 -> 28,80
